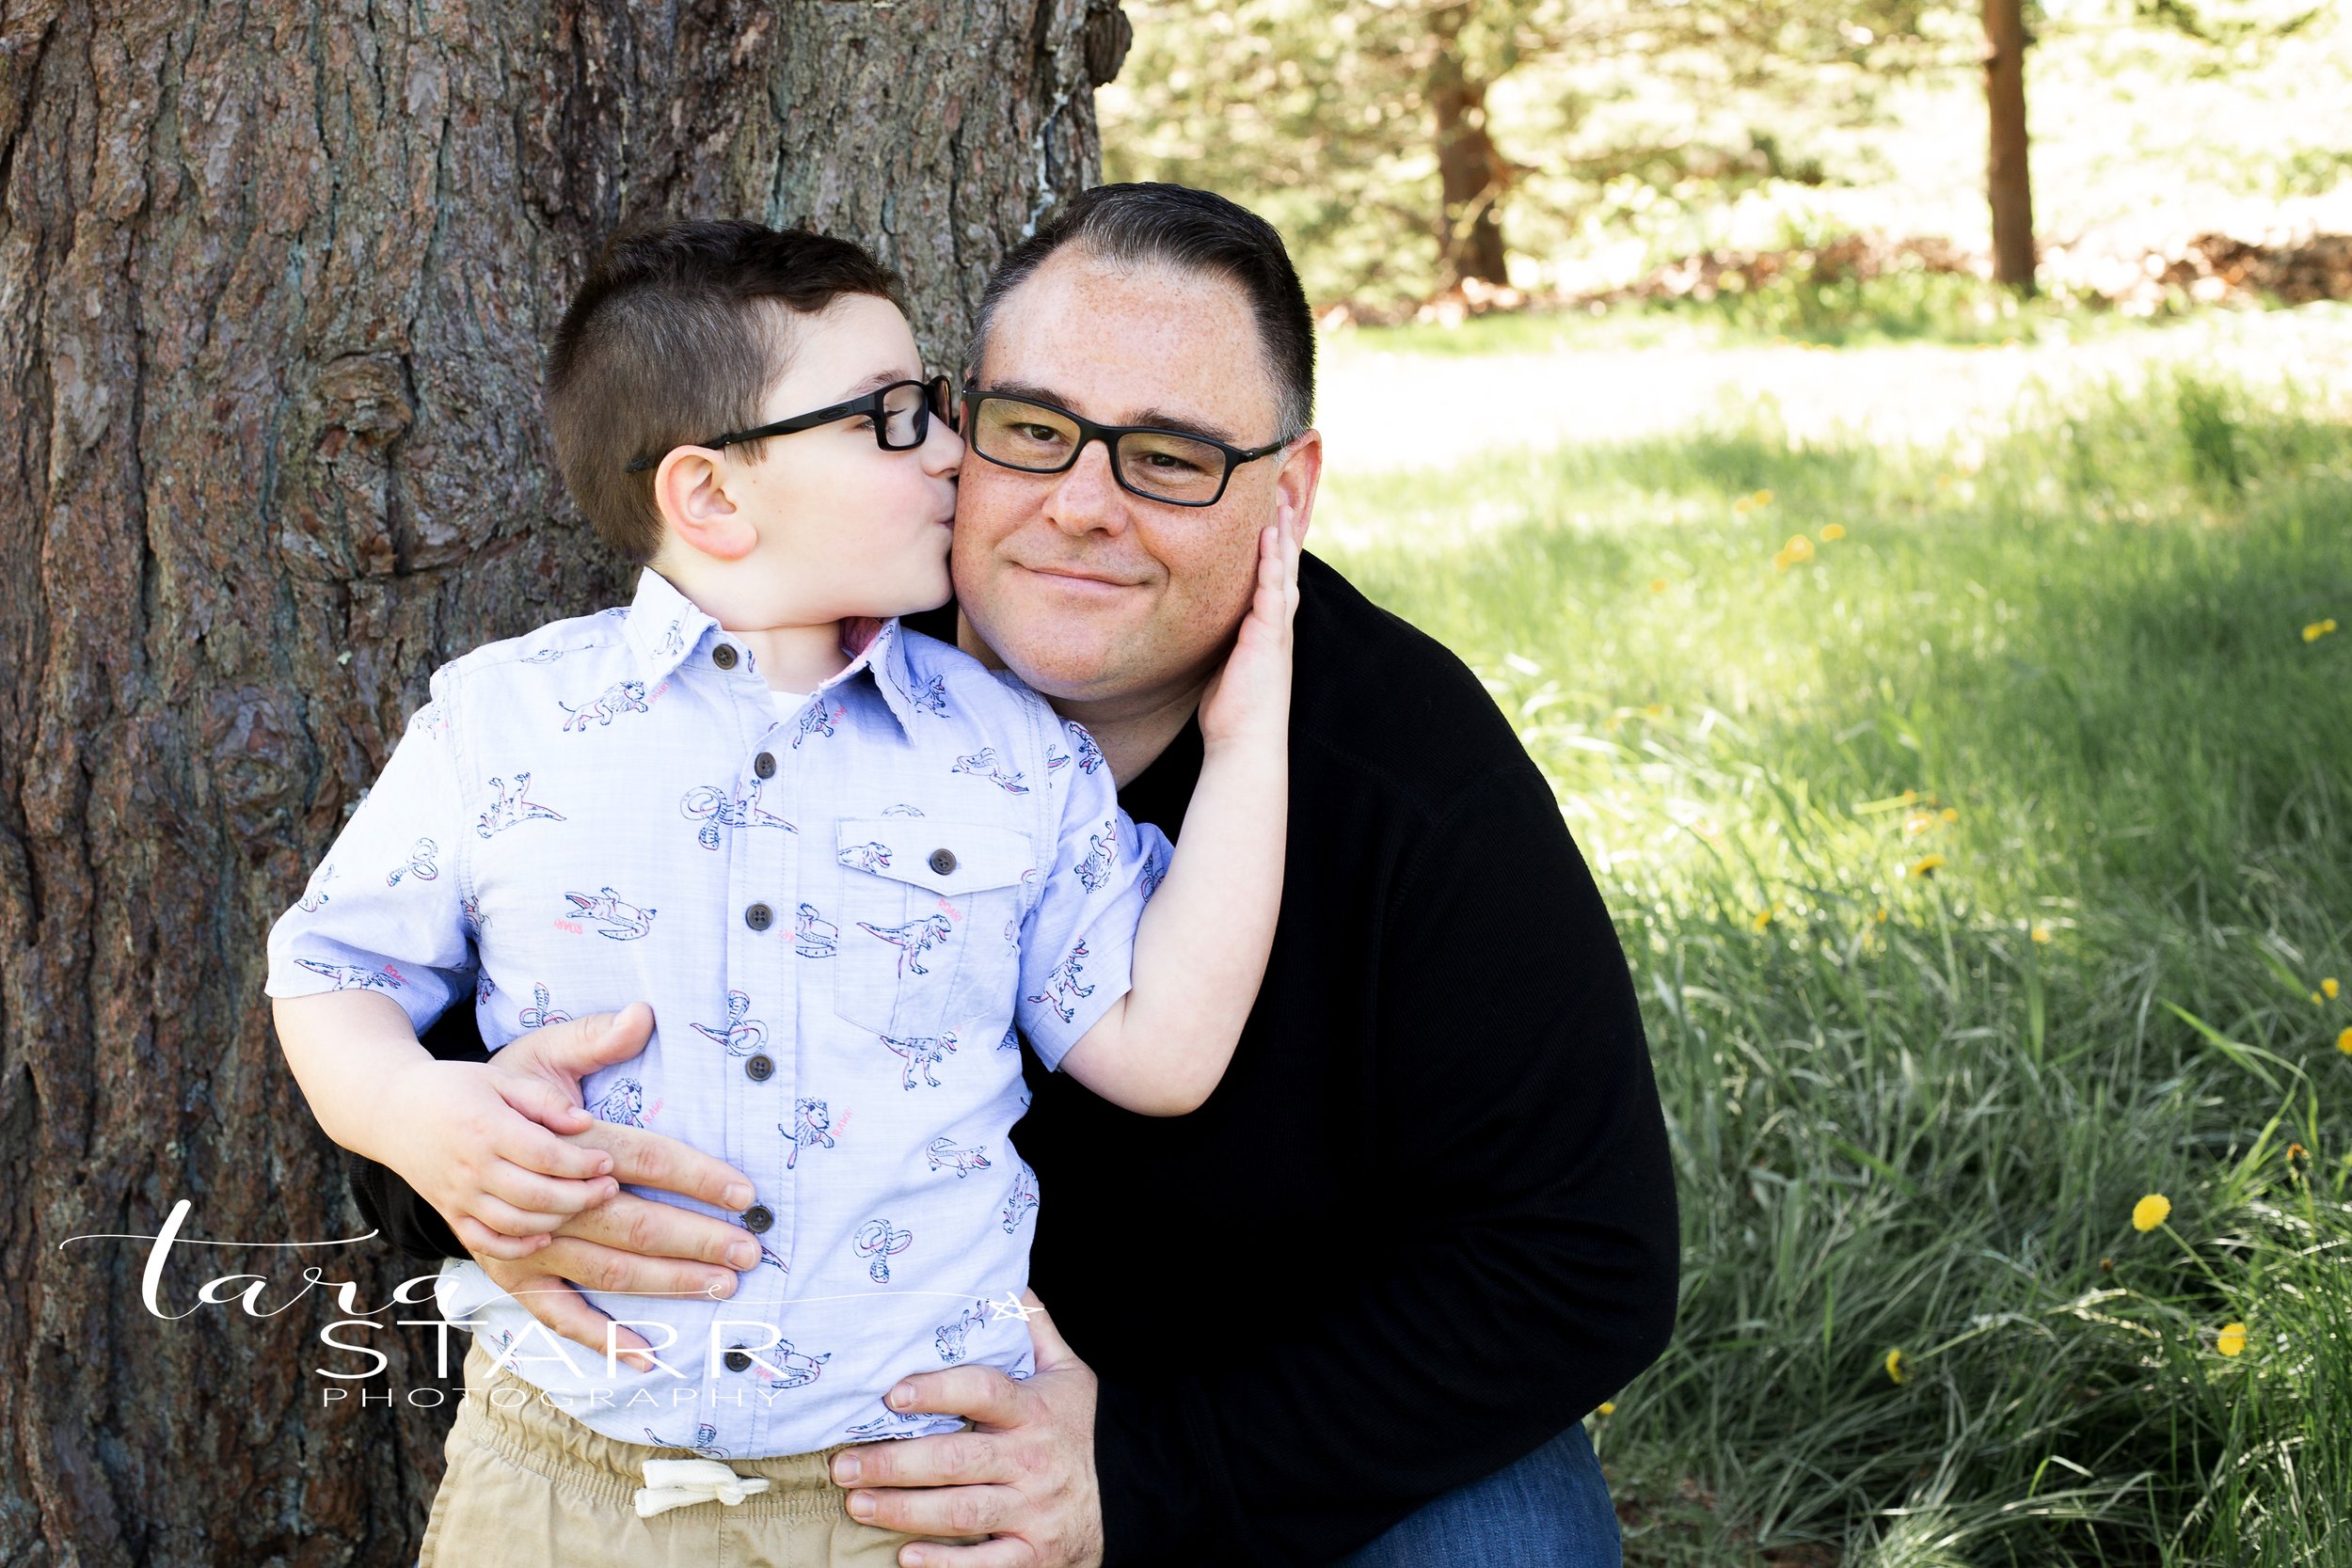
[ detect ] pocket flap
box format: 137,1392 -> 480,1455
834,818 -> 1037,897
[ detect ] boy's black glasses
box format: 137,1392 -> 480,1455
961,388 -> 1296,507
624,375 -> 957,472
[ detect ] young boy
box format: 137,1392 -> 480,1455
266,219 -> 1295,1566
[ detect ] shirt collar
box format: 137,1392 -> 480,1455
622,569 -> 925,737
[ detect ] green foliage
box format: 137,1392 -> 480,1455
1320,349 -> 2352,1563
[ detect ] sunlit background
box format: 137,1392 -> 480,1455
1101,6 -> 2352,1562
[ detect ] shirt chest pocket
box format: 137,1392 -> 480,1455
830,817 -> 1036,1047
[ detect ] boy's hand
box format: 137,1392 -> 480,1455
1196,515 -> 1302,753
378,1053 -> 620,1261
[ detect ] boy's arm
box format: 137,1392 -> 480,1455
275,990 -> 616,1256
1054,522 -> 1297,1115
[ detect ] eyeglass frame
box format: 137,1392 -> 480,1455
960,386 -> 1299,508
623,374 -> 958,473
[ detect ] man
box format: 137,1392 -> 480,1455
353,183 -> 1677,1566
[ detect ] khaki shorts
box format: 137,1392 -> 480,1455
418,1339 -> 982,1568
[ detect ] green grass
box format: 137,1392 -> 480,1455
1319,363 -> 2352,1565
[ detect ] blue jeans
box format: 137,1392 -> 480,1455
1335,1422 -> 1620,1568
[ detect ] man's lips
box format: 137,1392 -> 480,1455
1019,562 -> 1142,589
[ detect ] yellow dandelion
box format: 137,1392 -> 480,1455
2324,977 -> 2340,1000
1772,548 -> 1792,572
1649,578 -> 1669,594
2132,1193 -> 2171,1232
1820,522 -> 1847,541
1884,1348 -> 1908,1385
1907,854 -> 1946,879
2030,924 -> 2053,943
2338,1025 -> 2352,1054
1899,790 -> 1919,805
1874,907 -> 1889,923
1597,1401 -> 1617,1416
1782,533 -> 1816,564
2305,618 -> 2339,642
2217,1323 -> 2248,1357
1752,489 -> 1774,508
1940,807 -> 1959,823
1735,495 -> 1756,515
2286,1142 -> 2307,1162
1904,812 -> 1936,837
1752,908 -> 1773,931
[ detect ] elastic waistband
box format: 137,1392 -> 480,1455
453,1339 -> 856,1521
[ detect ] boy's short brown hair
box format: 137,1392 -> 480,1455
547,220 -> 905,562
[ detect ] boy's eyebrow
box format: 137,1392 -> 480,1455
830,367 -> 919,402
981,380 -> 1238,445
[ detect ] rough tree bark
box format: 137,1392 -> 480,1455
1983,0 -> 2037,292
1428,0 -> 1510,291
0,1 -> 1127,1562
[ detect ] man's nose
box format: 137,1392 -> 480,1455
1040,437 -> 1131,537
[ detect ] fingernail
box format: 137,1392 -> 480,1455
727,1242 -> 757,1269
887,1383 -> 914,1410
724,1182 -> 754,1209
708,1272 -> 737,1299
848,1490 -> 875,1521
833,1454 -> 862,1485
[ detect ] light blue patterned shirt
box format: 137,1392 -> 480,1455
266,568 -> 1169,1458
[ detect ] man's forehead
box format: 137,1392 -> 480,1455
982,250 -> 1279,432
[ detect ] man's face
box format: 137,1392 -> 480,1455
951,249 -> 1319,711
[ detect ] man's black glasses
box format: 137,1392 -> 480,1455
625,375 -> 957,472
961,388 -> 1296,507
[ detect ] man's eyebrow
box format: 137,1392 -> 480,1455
981,380 -> 1239,445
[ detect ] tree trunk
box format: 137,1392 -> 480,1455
1983,0 -> 2037,292
1428,1 -> 1511,292
0,2 -> 1120,1561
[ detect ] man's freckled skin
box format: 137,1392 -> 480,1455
952,250 -> 1299,737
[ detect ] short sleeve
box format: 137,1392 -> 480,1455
1015,720 -> 1172,1069
265,683 -> 476,1034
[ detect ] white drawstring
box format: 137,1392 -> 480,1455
632,1457 -> 774,1519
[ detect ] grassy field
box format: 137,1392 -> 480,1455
1315,305 -> 2352,1566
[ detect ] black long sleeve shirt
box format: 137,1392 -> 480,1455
353,551 -> 1679,1565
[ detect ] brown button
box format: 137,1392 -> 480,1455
745,1053 -> 774,1083
742,1205 -> 773,1233
744,902 -> 774,932
928,847 -> 958,876
712,644 -> 739,670
754,752 -> 776,779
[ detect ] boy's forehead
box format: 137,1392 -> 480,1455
762,293 -> 921,404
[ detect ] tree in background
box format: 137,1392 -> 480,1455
0,1 -> 1124,1560
1984,0 -> 2040,289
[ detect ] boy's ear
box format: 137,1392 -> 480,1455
654,446 -> 759,562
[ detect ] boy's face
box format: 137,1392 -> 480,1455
663,293 -> 961,627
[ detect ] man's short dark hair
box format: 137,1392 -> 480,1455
969,183 -> 1314,440
548,219 -> 904,562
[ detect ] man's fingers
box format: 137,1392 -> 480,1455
493,1264 -> 659,1373
890,1533 -> 1037,1568
532,1234 -> 741,1302
881,1364 -> 1028,1430
574,1121 -> 755,1211
844,1479 -> 1023,1544
1016,1291 -> 1080,1374
556,1190 -> 759,1273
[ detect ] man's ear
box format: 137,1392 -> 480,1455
1273,428 -> 1322,552
654,446 -> 759,562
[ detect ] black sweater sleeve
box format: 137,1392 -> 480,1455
345,1005 -> 484,1260
1092,762 -> 1680,1566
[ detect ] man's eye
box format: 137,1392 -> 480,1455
1013,424 -> 1066,443
1142,451 -> 1205,473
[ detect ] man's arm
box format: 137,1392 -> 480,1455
1090,759 -> 1679,1565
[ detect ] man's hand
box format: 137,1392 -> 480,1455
828,1292 -> 1104,1568
447,1007 -> 762,1370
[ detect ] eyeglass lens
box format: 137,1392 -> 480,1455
969,396 -> 1228,504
